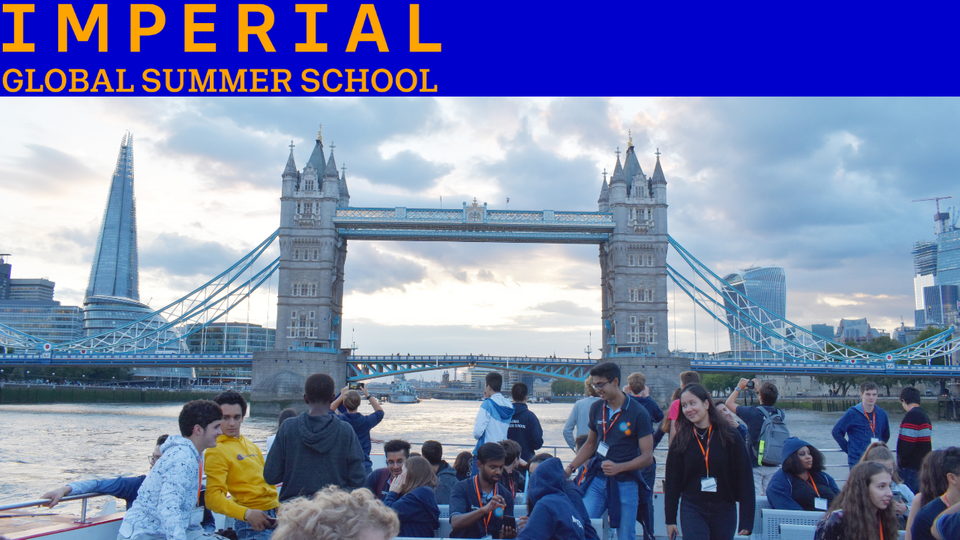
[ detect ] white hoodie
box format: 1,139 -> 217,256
118,435 -> 203,540
473,392 -> 515,452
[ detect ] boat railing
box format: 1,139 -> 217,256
0,491 -> 109,524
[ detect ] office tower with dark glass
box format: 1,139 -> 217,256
722,266 -> 786,352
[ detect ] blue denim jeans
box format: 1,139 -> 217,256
583,476 -> 639,540
900,467 -> 920,495
679,497 -> 737,540
234,508 -> 277,540
640,462 -> 656,540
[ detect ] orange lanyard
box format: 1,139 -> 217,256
879,516 -> 884,540
602,402 -> 624,441
505,473 -> 515,498
695,426 -> 713,477
862,408 -> 876,436
577,467 -> 587,486
804,474 -> 821,498
474,476 -> 498,530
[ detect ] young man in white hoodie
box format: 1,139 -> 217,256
472,372 -> 514,474
118,400 -> 223,540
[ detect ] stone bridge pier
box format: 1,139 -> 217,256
250,350 -> 347,417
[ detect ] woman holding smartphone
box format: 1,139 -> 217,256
383,456 -> 441,538
664,384 -> 755,540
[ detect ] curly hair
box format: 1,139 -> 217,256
670,384 -> 738,453
824,461 -> 898,540
781,445 -> 827,477
858,442 -> 902,483
584,375 -> 599,398
273,486 -> 399,540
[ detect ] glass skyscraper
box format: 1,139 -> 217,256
722,266 -> 787,352
82,133 -> 157,337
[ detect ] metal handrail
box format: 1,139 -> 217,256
0,491 -> 108,523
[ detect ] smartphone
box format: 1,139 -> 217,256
349,382 -> 362,390
502,515 -> 516,531
265,516 -> 278,529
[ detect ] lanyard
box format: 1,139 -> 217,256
602,401 -> 624,442
862,408 -> 876,436
879,516 -> 884,540
695,426 -> 713,477
804,474 -> 821,498
505,473 -> 515,498
474,476 -> 498,531
577,467 -> 587,486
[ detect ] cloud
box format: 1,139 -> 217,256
140,233 -> 248,277
345,244 -> 428,293
0,144 -> 102,192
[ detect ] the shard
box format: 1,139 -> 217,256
83,133 -> 153,337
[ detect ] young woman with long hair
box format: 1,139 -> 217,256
664,384 -> 755,540
383,456 -> 440,538
815,461 -> 898,540
859,442 -> 914,525
453,451 -> 473,482
905,449 -> 948,540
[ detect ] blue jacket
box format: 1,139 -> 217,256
831,403 -> 890,466
508,403 -> 544,462
383,486 -> 440,538
630,396 -> 664,424
518,458 -> 587,540
68,475 -> 145,509
340,409 -> 384,467
766,469 -> 840,511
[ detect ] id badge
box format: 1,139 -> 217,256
700,477 -> 717,492
815,497 -> 828,510
870,437 -> 880,444
597,442 -> 609,457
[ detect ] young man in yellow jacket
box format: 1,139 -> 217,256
206,391 -> 280,540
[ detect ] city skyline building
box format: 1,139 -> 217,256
183,322 -> 276,354
0,255 -> 83,348
722,266 -> 787,352
82,133 -> 157,338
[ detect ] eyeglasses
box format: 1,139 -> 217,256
591,381 -> 611,391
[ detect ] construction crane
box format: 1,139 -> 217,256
912,195 -> 953,234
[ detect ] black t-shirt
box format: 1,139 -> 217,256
449,476 -> 515,539
788,474 -> 837,512
912,497 -> 948,540
588,395 -> 653,463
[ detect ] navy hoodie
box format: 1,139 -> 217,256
383,486 -> 440,538
517,458 -> 587,540
508,402 -> 544,462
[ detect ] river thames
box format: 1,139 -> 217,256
2,399 -> 958,513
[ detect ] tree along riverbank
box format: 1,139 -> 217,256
0,383 -> 250,404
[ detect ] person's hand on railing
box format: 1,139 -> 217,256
40,485 -> 72,508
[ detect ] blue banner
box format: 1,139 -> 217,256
1,0 -> 957,96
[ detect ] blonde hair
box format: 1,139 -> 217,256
627,372 -> 646,394
859,441 -> 902,483
584,375 -> 598,398
273,486 -> 399,540
343,390 -> 362,411
399,456 -> 439,495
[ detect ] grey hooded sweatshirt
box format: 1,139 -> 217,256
264,411 -> 367,501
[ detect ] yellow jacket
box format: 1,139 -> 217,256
204,434 -> 279,520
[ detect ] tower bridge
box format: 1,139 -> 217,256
2,128 -> 959,415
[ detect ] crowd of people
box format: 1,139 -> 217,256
35,363 -> 960,540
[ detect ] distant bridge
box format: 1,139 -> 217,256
2,352 -> 959,379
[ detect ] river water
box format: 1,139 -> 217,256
2,400 -> 958,514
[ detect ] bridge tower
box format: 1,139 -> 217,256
252,128 -> 351,415
599,137 -> 685,400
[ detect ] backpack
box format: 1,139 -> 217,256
755,407 -> 790,466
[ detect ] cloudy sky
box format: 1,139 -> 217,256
0,98 -> 953,359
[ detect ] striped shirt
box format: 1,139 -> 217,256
897,406 -> 933,470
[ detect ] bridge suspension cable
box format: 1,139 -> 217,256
666,235 -> 959,366
0,230 -> 281,354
